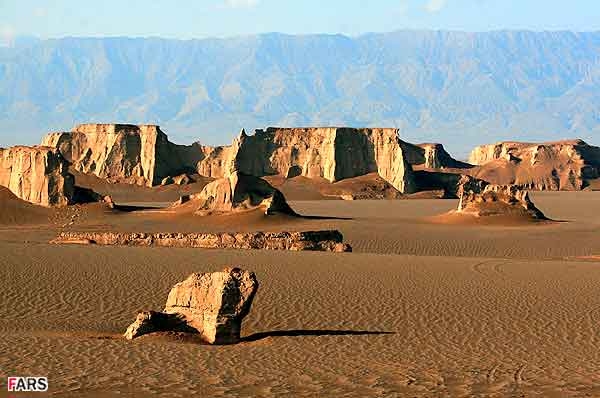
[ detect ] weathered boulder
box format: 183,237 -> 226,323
198,127 -> 416,193
0,145 -> 74,206
42,124 -> 206,187
457,183 -> 547,220
124,267 -> 259,344
467,139 -> 600,190
185,171 -> 296,215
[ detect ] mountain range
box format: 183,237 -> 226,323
2,30 -> 600,157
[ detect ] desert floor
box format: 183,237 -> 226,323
2,192 -> 600,397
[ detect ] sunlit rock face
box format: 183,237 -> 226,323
42,124 -> 206,187
468,140 -> 600,190
0,145 -> 74,206
198,127 -> 417,194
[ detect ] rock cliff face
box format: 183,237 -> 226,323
467,140 -> 600,190
0,146 -> 73,206
183,171 -> 295,215
124,267 -> 259,344
198,127 -> 416,193
42,124 -> 206,187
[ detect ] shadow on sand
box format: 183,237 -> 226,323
242,329 -> 394,342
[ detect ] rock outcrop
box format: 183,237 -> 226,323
0,145 -> 74,206
457,183 -> 547,220
403,142 -> 472,169
124,267 -> 259,344
42,124 -> 207,187
182,171 -> 295,215
467,140 -> 600,190
414,171 -> 487,199
198,127 -> 417,193
51,230 -> 352,252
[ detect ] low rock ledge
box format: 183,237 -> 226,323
50,230 -> 352,252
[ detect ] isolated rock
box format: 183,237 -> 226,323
186,171 -> 296,215
198,127 -> 416,193
457,183 -> 547,219
124,267 -> 259,344
42,124 -> 207,187
467,139 -> 600,190
51,230 -> 352,252
0,145 -> 74,206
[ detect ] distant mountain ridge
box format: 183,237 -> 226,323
1,30 -> 600,156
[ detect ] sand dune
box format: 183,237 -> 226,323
2,192 -> 600,396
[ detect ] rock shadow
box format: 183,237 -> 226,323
242,329 -> 394,342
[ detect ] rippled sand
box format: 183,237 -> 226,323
2,192 -> 600,397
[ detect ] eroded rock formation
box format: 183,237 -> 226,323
182,171 -> 295,215
199,127 -> 416,193
124,267 -> 259,344
467,140 -> 600,190
0,145 -> 74,206
42,124 -> 207,187
51,230 -> 352,252
403,142 -> 472,170
457,183 -> 547,220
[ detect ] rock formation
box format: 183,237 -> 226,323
198,127 -> 417,193
51,230 -> 352,252
124,267 -> 259,344
402,142 -> 472,169
42,124 -> 207,187
181,171 -> 295,215
414,171 -> 487,199
0,145 -> 74,206
457,183 -> 547,220
467,140 -> 600,190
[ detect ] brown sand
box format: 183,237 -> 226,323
3,191 -> 600,396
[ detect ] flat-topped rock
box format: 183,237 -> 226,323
42,124 -> 206,187
468,140 -> 600,190
198,127 -> 416,194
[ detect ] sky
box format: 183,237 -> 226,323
1,0 -> 600,42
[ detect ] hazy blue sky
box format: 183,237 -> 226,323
1,0 -> 599,41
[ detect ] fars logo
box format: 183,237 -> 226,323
7,377 -> 48,392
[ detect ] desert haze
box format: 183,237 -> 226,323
1,122 -> 600,397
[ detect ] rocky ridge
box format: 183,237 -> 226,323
51,230 -> 352,252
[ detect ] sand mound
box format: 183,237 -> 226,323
174,171 -> 297,216
0,186 -> 51,225
434,184 -> 549,225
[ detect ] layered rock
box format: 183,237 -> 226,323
51,230 -> 352,252
42,124 -> 206,187
467,140 -> 600,190
457,183 -> 547,220
182,171 -> 295,215
198,127 -> 416,193
0,145 -> 74,206
124,267 -> 259,344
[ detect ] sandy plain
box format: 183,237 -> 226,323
2,191 -> 600,397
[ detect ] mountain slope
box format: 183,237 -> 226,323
2,31 -> 600,156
